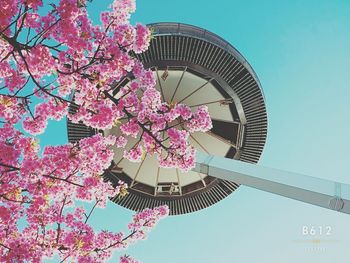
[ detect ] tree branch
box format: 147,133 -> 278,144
42,174 -> 83,187
0,163 -> 20,170
56,195 -> 67,244
84,199 -> 100,223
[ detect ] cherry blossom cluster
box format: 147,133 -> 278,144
0,0 -> 212,171
0,95 -> 26,124
0,125 -> 169,262
120,255 -> 139,263
0,0 -> 213,261
119,85 -> 212,171
22,98 -> 68,135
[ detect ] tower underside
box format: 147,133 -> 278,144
67,23 -> 268,215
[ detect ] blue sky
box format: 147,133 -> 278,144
41,0 -> 350,262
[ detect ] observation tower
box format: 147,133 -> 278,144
67,23 -> 350,216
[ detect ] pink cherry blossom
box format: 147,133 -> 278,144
120,119 -> 140,138
186,105 -> 213,132
124,144 -> 144,162
0,0 -> 212,261
116,136 -> 128,148
0,126 -> 168,262
0,95 -> 26,124
134,24 -> 151,53
120,255 -> 139,263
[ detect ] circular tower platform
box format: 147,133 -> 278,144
67,23 -> 267,215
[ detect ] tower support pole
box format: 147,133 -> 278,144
193,153 -> 350,215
